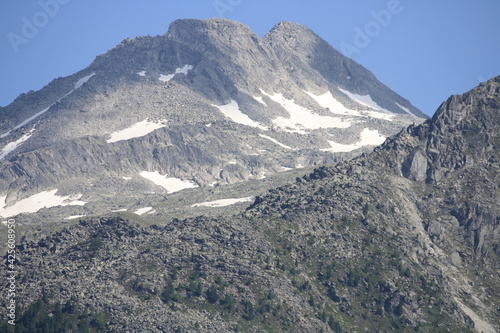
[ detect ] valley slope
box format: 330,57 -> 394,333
1,76 -> 497,332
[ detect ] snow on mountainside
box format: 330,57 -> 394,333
0,18 -> 426,221
3,77 -> 497,332
107,119 -> 168,143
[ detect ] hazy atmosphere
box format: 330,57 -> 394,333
1,1 -> 499,332
1,0 -> 499,116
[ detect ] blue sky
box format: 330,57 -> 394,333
1,0 -> 499,116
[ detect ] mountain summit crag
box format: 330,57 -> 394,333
0,18 -> 425,221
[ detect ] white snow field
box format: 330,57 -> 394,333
0,108 -> 48,139
0,190 -> 86,218
139,171 -> 198,193
306,90 -> 395,121
0,127 -> 35,161
338,87 -> 391,113
159,74 -> 175,82
321,128 -> 387,152
107,119 -> 167,143
74,73 -> 96,89
396,103 -> 417,117
213,100 -> 267,130
64,215 -> 86,220
253,95 -> 266,105
137,70 -> 146,77
305,91 -> 360,116
0,73 -> 96,139
134,207 -> 153,215
260,90 -> 351,133
192,196 -> 254,208
258,134 -> 293,150
159,64 -> 193,82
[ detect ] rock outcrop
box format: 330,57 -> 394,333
2,77 -> 497,332
0,18 -> 425,222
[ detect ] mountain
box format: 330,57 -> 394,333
0,18 -> 426,222
1,74 -> 497,332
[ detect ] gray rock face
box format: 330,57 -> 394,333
1,77 -> 498,332
263,21 -> 424,117
248,76 -> 500,332
402,149 -> 428,181
0,18 -> 426,220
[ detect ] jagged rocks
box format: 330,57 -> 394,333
0,18 -> 425,222
0,21 -> 498,333
402,149 -> 428,181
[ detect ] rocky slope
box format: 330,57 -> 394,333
0,18 -> 425,222
2,77 -> 497,332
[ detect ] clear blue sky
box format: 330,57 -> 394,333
1,0 -> 499,116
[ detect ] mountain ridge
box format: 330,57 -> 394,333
0,18 -> 426,221
2,76 -> 497,332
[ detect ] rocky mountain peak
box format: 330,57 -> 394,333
0,14 -> 497,329
430,76 -> 500,133
0,18 -> 426,225
168,17 -> 255,36
266,20 -> 317,40
166,18 -> 260,51
243,77 -> 499,331
360,76 -> 499,183
4,77 -> 497,332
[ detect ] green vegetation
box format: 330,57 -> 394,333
67,230 -> 105,259
0,296 -> 107,333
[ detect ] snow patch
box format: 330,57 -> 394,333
338,87 -> 391,113
1,73 -> 95,138
175,64 -> 193,75
321,128 -> 386,152
64,215 -> 86,220
261,90 -> 351,133
253,95 -> 266,105
68,200 -> 86,206
122,177 -> 132,180
74,73 -> 95,90
137,70 -> 146,77
0,108 -> 48,139
306,90 -> 394,120
107,119 -> 167,143
134,207 -> 153,215
395,103 -> 417,117
213,100 -> 267,130
360,110 -> 394,121
159,74 -> 174,82
258,134 -> 293,150
321,141 -> 360,153
159,64 -> 193,82
0,126 -> 35,161
139,171 -> 198,193
305,91 -> 359,116
358,128 -> 387,145
192,197 -> 254,208
0,190 -> 85,218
